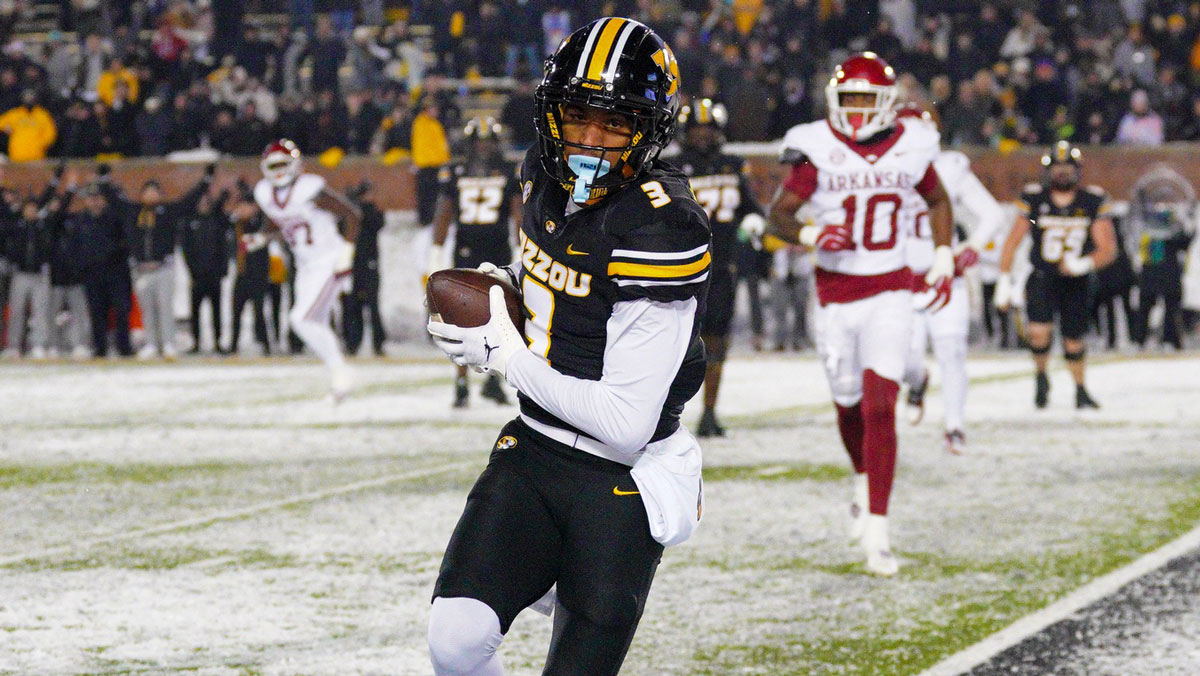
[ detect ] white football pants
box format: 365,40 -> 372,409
904,278 -> 969,431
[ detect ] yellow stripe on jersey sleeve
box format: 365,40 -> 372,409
608,251 -> 711,279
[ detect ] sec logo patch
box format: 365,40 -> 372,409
496,436 -> 517,450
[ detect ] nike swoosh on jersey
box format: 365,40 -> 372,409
612,486 -> 640,496
566,243 -> 589,256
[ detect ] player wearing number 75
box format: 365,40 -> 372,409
763,52 -> 955,577
425,17 -> 710,676
995,141 -> 1117,410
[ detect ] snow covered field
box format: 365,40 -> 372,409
0,348 -> 1198,675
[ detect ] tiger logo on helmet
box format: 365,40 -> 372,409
534,17 -> 681,200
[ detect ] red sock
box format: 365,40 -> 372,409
835,402 -> 865,473
862,369 -> 900,516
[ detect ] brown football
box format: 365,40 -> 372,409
426,268 -> 525,331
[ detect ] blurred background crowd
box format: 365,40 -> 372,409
2,0 -> 1200,163
0,0 -> 1197,364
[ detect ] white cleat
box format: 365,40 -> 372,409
71,345 -> 92,361
137,345 -> 159,360
862,514 -> 900,576
848,473 -> 869,541
29,346 -> 47,361
945,429 -> 967,455
329,364 -> 355,405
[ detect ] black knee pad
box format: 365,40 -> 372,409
1030,344 -> 1051,356
1064,349 -> 1085,362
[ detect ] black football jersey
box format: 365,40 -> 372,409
677,151 -> 760,270
439,160 -> 520,265
516,145 -> 711,444
1018,183 -> 1110,274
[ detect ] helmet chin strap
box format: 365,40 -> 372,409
567,155 -> 611,203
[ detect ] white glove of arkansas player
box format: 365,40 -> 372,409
427,286 -> 526,375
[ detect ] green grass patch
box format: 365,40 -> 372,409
687,485 -> 1200,675
704,463 -> 851,483
0,461 -> 245,488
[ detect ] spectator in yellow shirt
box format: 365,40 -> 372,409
0,90 -> 58,162
96,58 -> 140,107
411,96 -> 450,227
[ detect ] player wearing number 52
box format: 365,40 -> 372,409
995,141 -> 1117,410
766,52 -> 955,577
425,18 -> 709,676
252,139 -> 361,402
426,116 -> 523,408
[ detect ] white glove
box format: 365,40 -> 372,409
242,232 -> 268,251
994,274 -> 1014,311
798,224 -> 820,248
739,213 -> 766,238
335,241 -> 355,275
427,286 -> 526,376
1060,254 -> 1095,277
923,245 -> 955,311
426,243 -> 446,278
477,261 -> 519,287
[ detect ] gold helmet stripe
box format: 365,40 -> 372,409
585,18 -> 627,82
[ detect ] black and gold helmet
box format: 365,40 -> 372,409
678,98 -> 728,132
1041,140 -> 1082,190
535,17 -> 682,199
1041,140 -> 1082,168
463,116 -> 504,141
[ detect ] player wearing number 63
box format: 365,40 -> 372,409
424,17 -> 709,676
995,141 -> 1117,410
765,52 -> 955,577
427,116 -> 523,408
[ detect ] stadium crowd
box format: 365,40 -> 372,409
0,1 -> 1197,362
2,1 -> 1200,162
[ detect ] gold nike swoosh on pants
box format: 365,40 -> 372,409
612,486 -> 640,496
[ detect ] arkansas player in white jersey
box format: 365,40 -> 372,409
252,139 -> 361,401
893,105 -> 1007,455
763,53 -> 955,576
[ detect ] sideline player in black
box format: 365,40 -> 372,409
425,18 -> 709,676
676,98 -> 765,437
427,116 -> 522,407
995,141 -> 1117,409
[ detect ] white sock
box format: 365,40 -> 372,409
429,597 -> 507,676
863,514 -> 891,552
933,333 -> 968,430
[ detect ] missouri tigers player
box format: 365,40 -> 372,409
767,53 -> 955,576
996,141 -> 1116,409
677,98 -> 766,438
427,116 -> 522,408
252,139 -> 360,401
893,104 -> 1008,455
425,18 -> 708,676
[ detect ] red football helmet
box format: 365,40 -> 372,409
261,139 -> 302,187
825,52 -> 899,141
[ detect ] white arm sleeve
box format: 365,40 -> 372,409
954,171 -> 1008,250
504,296 -> 697,457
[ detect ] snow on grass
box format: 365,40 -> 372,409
0,352 -> 1197,675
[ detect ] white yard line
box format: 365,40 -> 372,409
915,523 -> 1200,676
0,460 -> 477,567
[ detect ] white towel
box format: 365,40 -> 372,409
630,427 -> 704,547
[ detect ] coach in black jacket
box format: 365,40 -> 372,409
72,185 -> 134,357
342,181 -> 387,355
181,189 -> 233,353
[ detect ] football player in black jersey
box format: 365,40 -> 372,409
995,141 -> 1117,409
428,116 -> 523,408
424,18 -> 710,676
676,99 -> 766,437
